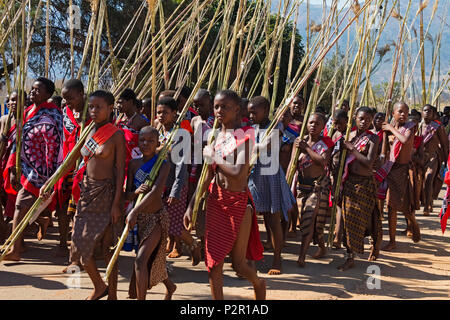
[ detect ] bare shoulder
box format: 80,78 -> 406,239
136,116 -> 149,129
128,158 -> 141,174
113,129 -> 125,143
369,133 -> 379,144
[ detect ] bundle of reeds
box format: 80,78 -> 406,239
0,122 -> 95,263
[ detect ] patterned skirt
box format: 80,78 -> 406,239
387,163 -> 414,214
297,175 -> 331,245
248,164 -> 296,221
164,186 -> 188,237
71,176 -> 119,265
342,174 -> 377,255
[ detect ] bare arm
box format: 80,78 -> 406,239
286,140 -> 299,178
132,161 -> 170,213
215,139 -> 250,177
114,132 -> 126,204
437,126 -> 449,161
384,124 -> 412,145
345,136 -> 379,168
125,159 -> 139,202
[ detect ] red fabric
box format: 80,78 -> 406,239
180,119 -> 193,134
121,126 -> 139,169
204,182 -> 263,271
413,136 -> 423,150
213,126 -> 256,159
5,102 -> 60,201
321,135 -> 335,149
445,154 -> 450,186
2,124 -> 17,196
55,107 -> 92,207
377,130 -> 384,144
72,123 -> 119,203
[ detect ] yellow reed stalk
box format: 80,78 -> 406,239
285,0 -> 376,186
69,0 -> 74,78
105,38 -> 218,280
44,0 -> 50,78
190,118 -> 219,228
0,122 -> 95,259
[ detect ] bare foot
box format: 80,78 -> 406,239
337,258 -> 355,271
263,241 -> 272,251
164,283 -> 177,300
411,221 -> 421,243
312,247 -> 326,259
191,244 -> 201,266
381,242 -> 396,251
296,257 -> 305,268
254,279 -> 266,300
37,217 -> 51,241
332,241 -> 341,250
268,268 -> 281,275
168,248 -> 182,258
166,241 -> 174,254
368,246 -> 379,261
86,285 -> 108,300
2,251 -> 21,261
423,210 -> 430,217
62,262 -> 83,274
268,258 -> 282,275
406,230 -> 413,238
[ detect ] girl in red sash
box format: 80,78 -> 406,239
184,90 -> 266,300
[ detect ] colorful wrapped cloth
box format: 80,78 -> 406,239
386,162 -> 414,213
1,121 -> 17,218
204,182 -> 263,271
375,121 -> 415,199
440,188 -> 450,234
124,154 -> 161,252
296,175 -> 331,245
72,123 -> 119,203
281,123 -> 300,146
116,119 -> 142,171
248,123 -> 295,221
5,102 -> 63,199
342,174 -> 377,255
248,165 -> 295,221
439,154 -> 450,233
297,136 -> 334,172
55,107 -> 92,209
164,185 -> 188,237
70,176 -> 119,265
420,120 -> 440,145
137,208 -> 170,286
128,208 -> 170,296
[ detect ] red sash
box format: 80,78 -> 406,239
2,123 -> 17,196
213,126 -> 255,159
375,121 -> 415,199
297,136 -> 334,171
5,102 -> 61,198
72,123 -> 118,203
55,107 -> 92,207
342,130 -> 375,183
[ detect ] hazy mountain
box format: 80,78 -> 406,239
280,0 -> 449,94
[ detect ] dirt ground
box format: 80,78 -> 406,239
1,189 -> 449,300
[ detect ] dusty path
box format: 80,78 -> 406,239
1,189 -> 449,300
